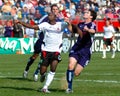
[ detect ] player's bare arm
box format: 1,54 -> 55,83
15,20 -> 39,30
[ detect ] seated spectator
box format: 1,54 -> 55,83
11,6 -> 18,18
17,9 -> 22,20
105,9 -> 114,19
69,1 -> 76,19
4,20 -> 13,37
13,20 -> 23,38
44,2 -> 51,13
0,24 -> 4,37
117,9 -> 120,17
15,2 -> 22,10
36,1 -> 47,16
1,1 -> 12,15
34,9 -> 42,23
75,6 -> 83,21
21,5 -> 29,22
28,8 -> 35,20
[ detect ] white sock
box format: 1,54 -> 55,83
43,71 -> 55,89
103,49 -> 106,57
112,48 -> 115,55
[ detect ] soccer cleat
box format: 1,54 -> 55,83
111,54 -> 115,58
66,88 -> 73,93
102,56 -> 106,59
40,74 -> 46,82
23,71 -> 28,78
33,74 -> 38,82
41,88 -> 51,93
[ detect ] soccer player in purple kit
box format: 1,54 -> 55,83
66,9 -> 97,93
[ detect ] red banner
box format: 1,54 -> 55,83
71,19 -> 120,32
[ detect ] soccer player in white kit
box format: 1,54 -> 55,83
102,18 -> 116,59
16,12 -> 72,93
38,12 -> 72,93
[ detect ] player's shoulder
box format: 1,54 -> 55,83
39,15 -> 48,23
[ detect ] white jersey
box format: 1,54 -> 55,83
103,25 -> 115,38
38,22 -> 67,53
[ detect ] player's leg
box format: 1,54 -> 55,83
39,51 -> 49,83
40,65 -> 47,82
33,57 -> 44,82
66,57 -> 77,93
102,38 -> 108,58
34,61 -> 41,74
32,38 -> 43,80
102,44 -> 107,58
33,62 -> 41,81
24,53 -> 39,72
34,53 -> 42,75
41,52 -> 61,93
110,44 -> 115,58
23,38 -> 41,78
23,53 -> 39,78
42,60 -> 58,89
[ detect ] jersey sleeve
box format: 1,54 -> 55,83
111,26 -> 116,33
38,15 -> 48,24
38,22 -> 46,32
90,22 -> 96,31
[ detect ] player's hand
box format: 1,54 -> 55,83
84,25 -> 89,31
64,17 -> 70,25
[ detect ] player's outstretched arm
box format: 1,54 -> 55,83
15,20 -> 39,30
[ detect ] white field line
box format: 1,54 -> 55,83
54,78 -> 120,84
0,75 -> 120,84
56,72 -> 120,76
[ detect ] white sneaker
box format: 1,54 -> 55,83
66,88 -> 73,93
111,54 -> 115,58
23,71 -> 28,78
33,74 -> 38,82
102,56 -> 106,59
41,88 -> 51,93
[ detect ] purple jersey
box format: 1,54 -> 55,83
69,22 -> 96,67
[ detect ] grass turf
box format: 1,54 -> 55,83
0,52 -> 120,96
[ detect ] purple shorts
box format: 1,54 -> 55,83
69,48 -> 91,67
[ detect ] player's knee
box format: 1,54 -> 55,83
50,67 -> 57,72
68,64 -> 75,70
32,54 -> 39,59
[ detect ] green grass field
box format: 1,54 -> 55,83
0,52 -> 120,96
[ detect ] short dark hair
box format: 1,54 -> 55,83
51,4 -> 59,11
48,12 -> 56,17
89,9 -> 97,21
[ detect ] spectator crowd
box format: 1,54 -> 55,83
0,0 -> 120,37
